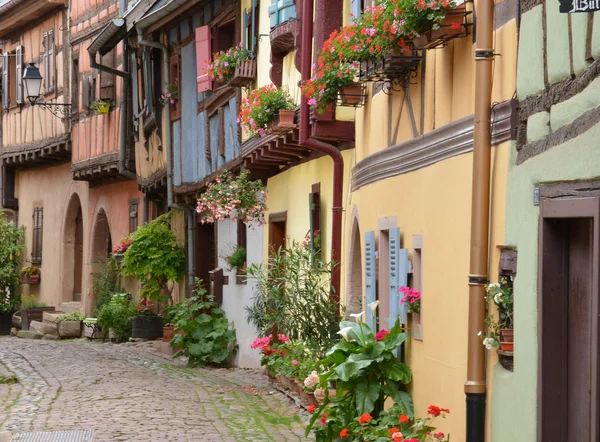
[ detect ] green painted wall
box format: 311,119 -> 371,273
491,123 -> 600,441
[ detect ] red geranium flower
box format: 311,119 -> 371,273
359,413 -> 372,424
400,414 -> 410,423
340,428 -> 349,438
307,405 -> 316,413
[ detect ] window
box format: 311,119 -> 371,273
195,20 -> 236,94
129,199 -> 139,234
32,207 -> 43,265
309,183 -> 321,258
1,47 -> 23,109
243,0 -> 260,53
99,49 -> 116,101
169,54 -> 180,120
350,0 -> 372,19
268,0 -> 296,28
43,29 -> 55,94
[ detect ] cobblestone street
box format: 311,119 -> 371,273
0,337 -> 309,441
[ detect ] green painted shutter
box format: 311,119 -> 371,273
365,231 -> 376,330
389,227 -> 409,326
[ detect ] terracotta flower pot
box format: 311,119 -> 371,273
162,325 -> 175,342
338,83 -> 363,107
431,4 -> 467,39
278,109 -> 296,126
500,341 -> 513,352
500,329 -> 513,343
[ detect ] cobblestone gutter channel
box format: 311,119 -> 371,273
0,338 -> 310,441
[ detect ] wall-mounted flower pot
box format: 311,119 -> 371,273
338,83 -> 366,107
131,316 -> 163,339
500,328 -> 513,343
229,59 -> 257,88
359,47 -> 422,84
413,5 -> 470,50
20,274 -> 40,285
94,102 -> 110,114
278,109 -> 296,127
500,341 -> 513,352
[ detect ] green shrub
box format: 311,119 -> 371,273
20,294 -> 46,309
226,246 -> 247,270
0,211 -> 24,313
97,293 -> 136,342
56,312 -> 84,323
171,279 -> 237,367
92,257 -> 119,317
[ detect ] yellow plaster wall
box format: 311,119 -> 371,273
346,141 -> 508,440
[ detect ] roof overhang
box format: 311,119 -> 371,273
0,0 -> 67,39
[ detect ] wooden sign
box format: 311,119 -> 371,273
560,0 -> 600,12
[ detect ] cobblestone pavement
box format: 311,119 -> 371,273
0,337 -> 311,441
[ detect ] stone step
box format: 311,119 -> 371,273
16,330 -> 43,340
59,302 -> 82,315
29,320 -> 58,337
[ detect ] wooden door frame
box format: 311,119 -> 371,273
538,197 -> 600,442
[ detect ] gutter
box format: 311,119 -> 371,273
87,18 -> 136,180
299,0 -> 343,309
135,0 -> 189,30
136,28 -> 195,289
465,0 -> 495,439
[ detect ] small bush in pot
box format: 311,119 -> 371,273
480,278 -> 513,350
226,246 -> 247,271
97,293 -> 136,342
238,84 -> 295,136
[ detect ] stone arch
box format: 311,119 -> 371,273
62,193 -> 84,303
88,208 -> 112,313
346,207 -> 363,316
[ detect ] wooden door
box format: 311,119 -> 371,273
539,198 -> 600,442
269,212 -> 287,255
195,222 -> 216,293
73,212 -> 83,302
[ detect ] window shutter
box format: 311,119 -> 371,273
131,53 -> 140,137
143,48 -> 154,114
350,0 -> 361,21
364,230 -> 377,330
242,7 -> 249,49
82,76 -> 90,109
100,50 -> 115,100
251,0 -> 258,52
169,54 -> 180,120
268,0 -> 278,27
32,207 -> 43,264
195,26 -> 212,93
389,227 -> 409,327
278,0 -> 296,23
15,45 -> 23,104
42,31 -> 48,91
48,29 -> 55,92
1,53 -> 8,109
129,200 -> 139,234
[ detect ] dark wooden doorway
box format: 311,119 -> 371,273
539,198 -> 600,442
269,212 -> 287,255
195,222 -> 216,293
73,212 -> 83,302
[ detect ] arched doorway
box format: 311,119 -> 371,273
62,194 -> 84,303
89,208 -> 112,313
346,215 -> 363,317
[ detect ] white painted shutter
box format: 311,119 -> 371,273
365,230 -> 377,330
1,53 -> 8,109
15,45 -> 23,104
48,29 -> 55,92
42,31 -> 48,91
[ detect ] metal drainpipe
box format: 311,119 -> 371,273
465,0 -> 495,438
298,0 -> 343,309
88,36 -> 136,180
137,30 -> 195,289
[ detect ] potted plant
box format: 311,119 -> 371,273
112,237 -> 132,267
399,285 -> 421,314
226,246 -> 247,274
20,266 -> 41,285
303,60 -> 361,114
89,100 -> 111,115
55,312 -> 84,339
238,84 -> 295,136
19,294 -> 54,331
0,211 -> 24,335
158,80 -> 179,107
206,43 -> 255,87
97,293 -> 136,342
196,171 -> 267,227
480,278 -> 514,352
131,298 -> 163,339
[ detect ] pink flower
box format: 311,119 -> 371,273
375,329 -> 390,341
292,360 -> 298,365
435,432 -> 445,439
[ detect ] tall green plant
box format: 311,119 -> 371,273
92,257 -> 119,316
246,240 -> 341,357
121,212 -> 185,304
97,293 -> 136,342
0,211 -> 24,312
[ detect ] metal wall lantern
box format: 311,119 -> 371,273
23,63 -> 71,119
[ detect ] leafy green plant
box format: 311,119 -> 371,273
92,257 -> 119,317
89,100 -> 111,114
19,266 -> 40,276
206,43 -> 253,83
121,212 -> 185,304
20,294 -> 46,309
226,246 -> 247,270
238,84 -> 295,136
0,211 -> 24,312
480,278 -> 514,349
246,240 -> 341,358
56,312 -> 84,323
162,300 -> 189,326
170,279 -> 237,367
97,293 -> 136,342
307,314 -> 413,439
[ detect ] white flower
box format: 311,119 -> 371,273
337,326 -> 353,341
349,311 -> 365,323
477,331 -> 482,337
483,337 -> 496,350
494,293 -> 504,304
368,300 -> 380,316
304,370 -> 319,387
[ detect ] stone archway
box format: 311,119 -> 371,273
346,211 -> 363,317
89,208 -> 112,313
62,194 -> 84,303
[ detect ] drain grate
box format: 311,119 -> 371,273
11,430 -> 93,442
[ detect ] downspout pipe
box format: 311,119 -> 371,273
88,18 -> 136,180
137,29 -> 195,289
465,0 -> 495,439
298,0 -> 343,308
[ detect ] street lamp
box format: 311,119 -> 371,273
22,62 -> 71,119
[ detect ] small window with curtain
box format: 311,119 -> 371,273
32,207 -> 43,265
129,199 -> 139,234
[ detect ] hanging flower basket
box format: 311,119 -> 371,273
229,59 -> 257,88
359,47 -> 423,84
412,5 -> 471,50
337,83 -> 366,107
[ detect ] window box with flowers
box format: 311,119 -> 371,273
410,3 -> 470,50
197,170 -> 267,227
206,44 -> 256,88
20,266 -> 41,285
480,278 -> 514,371
238,85 -> 296,136
112,237 -> 132,267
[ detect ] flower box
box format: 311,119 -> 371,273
20,274 -> 40,285
359,48 -> 423,84
337,83 -> 366,108
228,59 -> 257,88
412,5 -> 470,50
268,109 -> 297,133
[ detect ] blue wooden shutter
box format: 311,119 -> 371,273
269,0 -> 296,28
389,227 -> 409,326
365,231 -> 376,330
251,0 -> 258,52
242,7 -> 249,49
268,0 -> 278,27
350,0 -> 361,22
